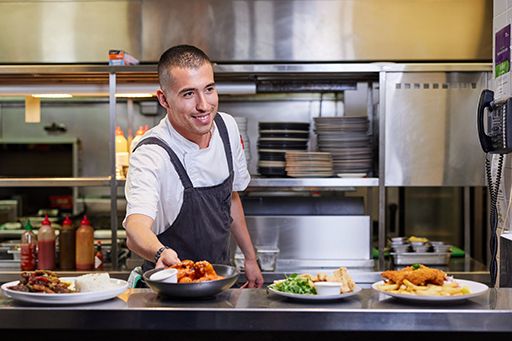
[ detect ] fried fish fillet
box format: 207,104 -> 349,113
381,265 -> 446,286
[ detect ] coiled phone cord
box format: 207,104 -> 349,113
485,154 -> 504,287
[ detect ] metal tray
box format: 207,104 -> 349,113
390,252 -> 451,265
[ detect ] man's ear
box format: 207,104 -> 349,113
156,89 -> 170,110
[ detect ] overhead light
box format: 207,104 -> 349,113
32,94 -> 73,98
115,93 -> 153,98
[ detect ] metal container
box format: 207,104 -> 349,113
390,252 -> 451,265
143,265 -> 239,298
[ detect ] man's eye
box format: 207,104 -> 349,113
183,92 -> 193,97
206,87 -> 215,93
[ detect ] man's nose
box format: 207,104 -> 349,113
196,93 -> 209,111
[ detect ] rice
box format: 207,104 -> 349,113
75,273 -> 112,292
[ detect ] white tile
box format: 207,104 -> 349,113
496,0 -> 507,15
495,12 -> 508,37
508,0 -> 512,9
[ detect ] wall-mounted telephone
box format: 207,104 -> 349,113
477,89 -> 512,154
477,89 -> 512,287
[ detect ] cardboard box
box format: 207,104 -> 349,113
109,50 -> 139,66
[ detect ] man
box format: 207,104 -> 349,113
123,45 -> 263,288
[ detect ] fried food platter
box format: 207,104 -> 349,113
372,279 -> 489,302
267,285 -> 362,301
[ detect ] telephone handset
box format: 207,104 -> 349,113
477,89 -> 512,154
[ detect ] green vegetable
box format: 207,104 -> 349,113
412,263 -> 420,270
267,273 -> 317,295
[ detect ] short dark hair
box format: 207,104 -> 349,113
158,45 -> 212,90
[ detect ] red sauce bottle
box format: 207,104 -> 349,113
94,241 -> 104,270
37,215 -> 56,270
20,219 -> 37,271
76,215 -> 94,270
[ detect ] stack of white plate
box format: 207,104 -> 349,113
234,116 -> 251,169
314,117 -> 373,175
285,151 -> 333,178
257,122 -> 310,177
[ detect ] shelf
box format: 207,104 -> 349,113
0,177 -> 111,187
246,177 -> 378,190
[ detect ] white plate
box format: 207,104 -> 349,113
268,285 -> 362,301
371,279 -> 489,302
1,277 -> 128,305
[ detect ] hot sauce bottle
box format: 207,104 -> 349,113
59,215 -> 75,270
76,215 -> 94,270
95,241 -> 104,270
37,215 -> 56,270
20,219 -> 37,271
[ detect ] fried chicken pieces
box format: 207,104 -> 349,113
300,266 -> 356,294
381,264 -> 447,287
169,260 -> 224,283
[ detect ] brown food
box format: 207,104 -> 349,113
300,266 -> 356,294
168,260 -> 224,283
381,264 -> 447,287
7,270 -> 75,293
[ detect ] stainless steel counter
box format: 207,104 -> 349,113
0,288 -> 511,338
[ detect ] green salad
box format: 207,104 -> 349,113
267,273 -> 317,295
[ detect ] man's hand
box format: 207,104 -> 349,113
155,248 -> 181,269
241,258 -> 264,288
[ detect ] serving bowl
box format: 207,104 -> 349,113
143,264 -> 240,298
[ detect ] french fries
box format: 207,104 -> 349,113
377,279 -> 471,296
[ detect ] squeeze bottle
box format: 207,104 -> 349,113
59,215 -> 75,270
130,125 -> 145,153
76,215 -> 94,270
95,241 -> 104,270
115,126 -> 128,153
20,219 -> 37,271
37,215 -> 56,270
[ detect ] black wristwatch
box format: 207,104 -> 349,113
154,246 -> 170,264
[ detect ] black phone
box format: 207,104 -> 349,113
477,89 -> 512,154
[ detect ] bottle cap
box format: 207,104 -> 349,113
41,215 -> 51,226
144,124 -> 149,133
81,215 -> 90,226
115,126 -> 124,136
62,215 -> 72,227
25,219 -> 33,230
136,126 -> 145,136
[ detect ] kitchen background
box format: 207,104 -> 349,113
0,0 -> 494,270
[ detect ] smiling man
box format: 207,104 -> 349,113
123,45 -> 263,288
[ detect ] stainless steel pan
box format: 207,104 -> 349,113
143,264 -> 240,298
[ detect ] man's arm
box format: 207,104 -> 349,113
125,213 -> 180,268
230,191 -> 264,288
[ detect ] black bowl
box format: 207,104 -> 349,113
258,151 -> 286,161
259,122 -> 310,131
143,264 -> 240,298
260,132 -> 310,139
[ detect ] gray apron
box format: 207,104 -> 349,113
133,114 -> 234,273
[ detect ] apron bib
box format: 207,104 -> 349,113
133,114 -> 234,273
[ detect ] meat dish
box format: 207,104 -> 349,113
168,260 -> 224,283
381,264 -> 447,287
8,270 -> 75,293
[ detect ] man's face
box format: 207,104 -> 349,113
156,63 -> 218,145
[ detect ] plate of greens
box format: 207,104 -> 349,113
266,273 -> 362,301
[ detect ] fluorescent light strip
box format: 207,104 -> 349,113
115,93 -> 153,98
32,94 -> 73,98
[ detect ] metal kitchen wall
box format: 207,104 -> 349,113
0,0 -> 492,64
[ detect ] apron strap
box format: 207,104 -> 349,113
214,114 -> 234,175
133,136 -> 194,189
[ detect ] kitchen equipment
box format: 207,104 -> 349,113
256,248 -> 280,272
143,265 -> 239,298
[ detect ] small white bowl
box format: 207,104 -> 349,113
314,282 -> 342,296
149,268 -> 178,283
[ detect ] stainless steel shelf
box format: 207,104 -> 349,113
0,177 -> 111,187
247,177 -> 378,189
